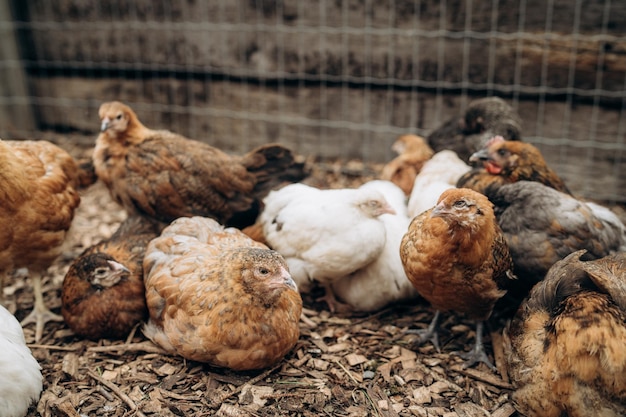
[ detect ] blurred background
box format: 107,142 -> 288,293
1,0 -> 624,202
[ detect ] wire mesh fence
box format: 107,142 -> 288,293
1,0 -> 625,201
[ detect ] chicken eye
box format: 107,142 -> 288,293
94,267 -> 108,276
258,268 -> 269,275
116,113 -> 123,120
453,200 -> 467,208
497,149 -> 507,156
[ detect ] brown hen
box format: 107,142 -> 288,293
93,101 -> 308,229
381,134 -> 434,196
457,135 -> 571,195
143,216 -> 303,371
0,138 -> 81,342
400,188 -> 515,369
505,250 -> 626,417
61,216 -> 161,340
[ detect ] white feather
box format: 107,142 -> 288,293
407,150 -> 471,218
0,305 -> 42,417
332,181 -> 419,311
260,182 -> 392,293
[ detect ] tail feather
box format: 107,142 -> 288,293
226,144 -> 309,229
243,143 -> 310,200
76,156 -> 98,189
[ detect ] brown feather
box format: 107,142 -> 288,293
381,134 -> 434,195
0,138 -> 82,341
400,188 -> 514,321
458,136 -> 570,195
61,216 -> 161,340
505,251 -> 626,417
93,101 -> 308,228
143,216 -> 302,371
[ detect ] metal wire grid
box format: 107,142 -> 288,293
0,0 -> 625,201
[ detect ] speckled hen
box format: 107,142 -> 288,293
505,250 -> 626,417
142,216 -> 302,371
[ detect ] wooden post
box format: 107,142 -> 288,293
0,0 -> 35,137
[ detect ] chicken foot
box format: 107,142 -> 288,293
406,310 -> 441,351
317,283 -> 353,313
20,272 -> 64,342
452,321 -> 496,371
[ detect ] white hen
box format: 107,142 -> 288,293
332,181 -> 419,312
0,305 -> 43,417
260,182 -> 395,311
407,150 -> 471,218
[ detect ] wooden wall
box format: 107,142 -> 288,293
2,0 -> 626,201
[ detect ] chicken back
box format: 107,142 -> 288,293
407,149 -> 471,218
143,216 -> 302,371
426,96 -> 522,162
484,181 -> 626,300
381,134 -> 434,196
505,250 -> 626,417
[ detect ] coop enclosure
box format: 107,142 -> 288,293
1,0 -> 625,202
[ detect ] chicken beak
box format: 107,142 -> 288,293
382,203 -> 396,216
374,200 -> 396,216
107,260 -> 130,274
285,275 -> 298,291
100,117 -> 111,132
91,260 -> 130,288
469,148 -> 490,163
430,203 -> 447,218
271,266 -> 298,291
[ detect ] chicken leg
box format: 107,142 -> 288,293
1,272 -> 12,313
20,271 -> 63,342
406,310 -> 441,351
453,321 -> 496,371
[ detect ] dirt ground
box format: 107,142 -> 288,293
13,134 -> 622,417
